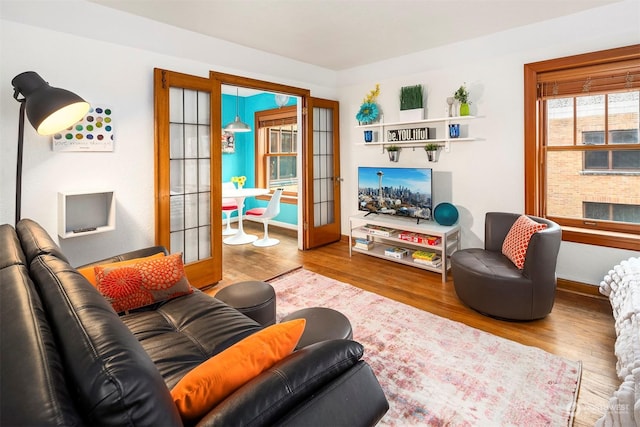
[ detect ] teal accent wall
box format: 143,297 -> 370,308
221,94 -> 249,184
221,92 -> 298,226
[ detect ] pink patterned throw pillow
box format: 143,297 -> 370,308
501,215 -> 547,269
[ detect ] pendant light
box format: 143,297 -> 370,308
223,88 -> 251,133
275,94 -> 290,108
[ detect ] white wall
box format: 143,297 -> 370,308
0,1 -> 336,266
336,0 -> 640,285
0,0 -> 637,283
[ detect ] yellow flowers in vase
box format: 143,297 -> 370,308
231,176 -> 246,189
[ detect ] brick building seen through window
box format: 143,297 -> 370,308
525,46 -> 640,250
545,91 -> 640,227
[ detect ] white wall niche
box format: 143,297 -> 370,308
58,190 -> 115,239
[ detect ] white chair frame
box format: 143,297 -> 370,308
245,188 -> 283,247
222,182 -> 238,236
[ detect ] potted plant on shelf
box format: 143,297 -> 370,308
386,145 -> 401,162
424,143 -> 440,162
454,84 -> 470,116
399,84 -> 424,122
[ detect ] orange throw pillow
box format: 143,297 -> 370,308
78,252 -> 165,286
502,215 -> 547,269
171,319 -> 306,421
94,253 -> 193,313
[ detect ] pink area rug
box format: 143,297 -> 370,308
269,269 -> 582,427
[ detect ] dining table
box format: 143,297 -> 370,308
222,187 -> 269,245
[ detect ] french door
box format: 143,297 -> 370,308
303,97 -> 341,248
154,69 -> 222,288
155,69 -> 341,286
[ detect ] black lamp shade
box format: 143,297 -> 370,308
12,71 -> 90,135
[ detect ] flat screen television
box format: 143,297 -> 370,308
357,166 -> 432,221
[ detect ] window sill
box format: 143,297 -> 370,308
580,170 -> 640,176
561,226 -> 640,251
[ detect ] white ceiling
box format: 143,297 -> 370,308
89,0 -> 620,71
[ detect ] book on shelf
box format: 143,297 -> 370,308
384,247 -> 408,259
398,231 -> 417,242
425,236 -> 441,246
355,244 -> 374,250
398,231 -> 441,246
354,238 -> 374,250
363,224 -> 397,237
412,250 -> 438,260
413,257 -> 442,267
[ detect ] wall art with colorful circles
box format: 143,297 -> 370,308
52,106 -> 115,152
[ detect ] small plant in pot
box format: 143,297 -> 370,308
454,84 -> 470,116
399,84 -> 424,121
424,143 -> 440,162
386,145 -> 401,162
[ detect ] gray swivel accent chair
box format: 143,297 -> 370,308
451,212 -> 562,321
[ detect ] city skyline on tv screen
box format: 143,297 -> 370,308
357,167 -> 432,220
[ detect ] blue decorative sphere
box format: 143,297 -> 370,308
433,203 -> 459,226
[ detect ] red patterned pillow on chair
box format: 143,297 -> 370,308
95,253 -> 193,313
501,215 -> 547,269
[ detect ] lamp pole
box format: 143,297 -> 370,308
15,100 -> 26,225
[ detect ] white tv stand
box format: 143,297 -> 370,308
349,212 -> 461,282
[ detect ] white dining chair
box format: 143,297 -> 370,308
222,182 -> 238,236
245,188 -> 283,247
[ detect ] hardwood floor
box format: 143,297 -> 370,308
214,221 -> 618,426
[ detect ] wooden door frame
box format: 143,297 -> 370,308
154,68 -> 222,288
304,97 -> 342,248
209,71 -> 312,248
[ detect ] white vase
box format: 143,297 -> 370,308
399,108 -> 424,122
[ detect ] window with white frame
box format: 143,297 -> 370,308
266,125 -> 298,192
254,105 -> 298,201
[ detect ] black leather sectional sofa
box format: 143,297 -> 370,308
0,219 -> 388,426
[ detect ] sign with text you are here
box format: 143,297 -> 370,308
387,127 -> 435,142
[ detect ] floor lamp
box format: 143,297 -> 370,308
11,71 -> 90,225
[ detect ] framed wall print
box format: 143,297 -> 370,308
222,131 -> 235,154
52,105 -> 115,152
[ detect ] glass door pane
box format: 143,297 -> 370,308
169,88 -> 212,263
312,106 -> 335,226
304,97 -> 341,249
